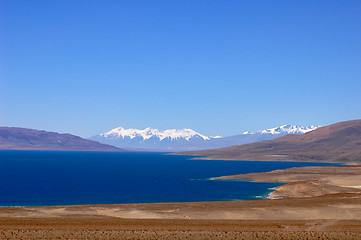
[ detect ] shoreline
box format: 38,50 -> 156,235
0,162 -> 353,208
2,163 -> 361,239
214,165 -> 361,198
0,165 -> 360,214
1,154 -> 332,209
1,191 -> 361,220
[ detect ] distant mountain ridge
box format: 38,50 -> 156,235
101,127 -> 210,141
177,119 -> 361,165
90,127 -> 213,151
0,127 -> 123,151
90,125 -> 319,151
244,125 -> 319,135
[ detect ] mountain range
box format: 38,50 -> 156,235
1,121 -> 359,162
178,119 -> 361,165
90,125 -> 319,151
0,127 -> 123,151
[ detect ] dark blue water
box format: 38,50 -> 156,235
0,150 -> 335,207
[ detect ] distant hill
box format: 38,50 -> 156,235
177,120 -> 361,165
90,125 -> 318,151
0,127 -> 123,151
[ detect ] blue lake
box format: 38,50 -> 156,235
0,150 -> 334,207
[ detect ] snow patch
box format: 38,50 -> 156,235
211,136 -> 223,139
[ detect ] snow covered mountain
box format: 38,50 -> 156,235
100,127 -> 210,141
243,125 -> 319,135
90,125 -> 319,151
90,127 -> 213,151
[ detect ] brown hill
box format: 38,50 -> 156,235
0,127 -> 124,151
178,119 -> 361,165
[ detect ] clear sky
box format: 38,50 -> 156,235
1,0 -> 360,138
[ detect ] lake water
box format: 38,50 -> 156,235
0,150 -> 333,207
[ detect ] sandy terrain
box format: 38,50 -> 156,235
215,165 -> 361,199
1,191 -> 361,239
1,193 -> 361,220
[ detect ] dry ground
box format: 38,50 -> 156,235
1,193 -> 361,239
1,218 -> 361,239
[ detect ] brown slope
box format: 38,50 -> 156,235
0,127 -> 124,151
178,119 -> 361,165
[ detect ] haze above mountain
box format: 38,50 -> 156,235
90,125 -> 319,151
178,119 -> 361,165
0,127 -> 123,151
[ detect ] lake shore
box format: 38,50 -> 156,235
214,165 -> 361,199
1,192 -> 361,239
2,165 -> 361,239
2,157 -> 361,239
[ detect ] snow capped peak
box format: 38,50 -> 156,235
91,124 -> 321,151
244,125 -> 319,135
101,127 -> 210,141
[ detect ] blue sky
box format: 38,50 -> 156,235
1,0 -> 360,137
